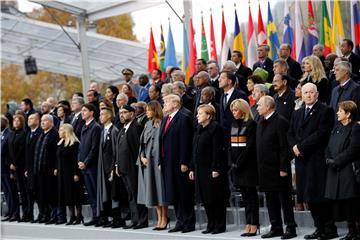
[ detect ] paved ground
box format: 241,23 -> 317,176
1,221 -> 347,240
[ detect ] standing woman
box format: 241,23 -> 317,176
325,101 -> 360,240
55,124 -> 84,225
137,101 -> 168,230
121,83 -> 137,106
57,104 -> 71,125
105,85 -> 119,113
300,55 -> 329,103
189,104 -> 229,234
229,99 -> 259,236
8,114 -> 27,221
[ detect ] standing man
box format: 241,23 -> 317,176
312,44 -> 326,68
207,60 -> 221,90
115,105 -> 147,229
70,97 -> 85,140
95,108 -> 119,227
160,94 -> 195,233
78,104 -> 101,226
272,74 -> 296,121
256,96 -> 297,239
138,74 -> 151,103
253,44 -> 274,83
122,68 -> 141,98
287,83 -> 337,240
231,51 -> 253,94
340,39 -> 360,80
279,44 -> 302,83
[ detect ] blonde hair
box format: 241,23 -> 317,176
230,99 -> 253,121
300,55 -> 326,84
58,123 -> 79,147
197,104 -> 216,120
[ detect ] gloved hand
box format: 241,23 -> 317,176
326,158 -> 337,169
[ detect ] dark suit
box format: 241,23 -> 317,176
286,57 -> 302,81
219,88 -> 248,136
24,127 -> 42,220
329,79 -> 360,117
256,112 -> 296,231
181,93 -> 194,114
287,101 -> 336,235
253,57 -> 274,83
78,120 -> 101,218
347,52 -> 360,80
70,113 -> 85,140
236,64 -> 253,94
273,88 -> 296,121
116,121 -> 147,226
159,111 -> 195,231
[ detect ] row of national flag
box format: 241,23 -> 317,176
148,0 -> 360,83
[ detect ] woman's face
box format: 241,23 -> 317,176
231,107 -> 243,120
13,117 -> 22,129
105,88 -> 114,100
295,84 -> 302,98
99,102 -> 106,109
58,125 -> 65,139
247,80 -> 255,92
303,60 -> 312,73
57,107 -> 65,118
337,107 -> 350,123
197,108 -> 209,125
122,85 -> 130,94
146,108 -> 154,119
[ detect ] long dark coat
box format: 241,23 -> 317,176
25,127 -> 42,190
57,141 -> 83,205
8,129 -> 27,172
229,119 -> 258,188
256,112 -> 292,192
191,121 -> 229,205
325,122 -> 360,200
287,101 -> 334,202
159,111 -> 193,204
115,120 -> 143,201
96,124 -> 118,215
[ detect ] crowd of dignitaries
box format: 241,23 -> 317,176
2,38 -> 360,240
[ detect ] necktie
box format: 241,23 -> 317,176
223,93 -> 228,110
164,116 -> 172,132
304,107 -> 311,119
30,131 -> 34,139
337,86 -> 345,104
103,128 -> 108,141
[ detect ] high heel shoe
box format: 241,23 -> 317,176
247,224 -> 260,236
241,224 -> 251,236
155,217 -> 170,231
65,216 -> 76,225
73,215 -> 84,225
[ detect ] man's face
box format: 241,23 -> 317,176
20,101 -> 29,112
196,74 -> 207,88
41,116 -> 53,131
89,82 -> 98,91
123,72 -> 132,82
163,99 -> 174,114
256,98 -> 268,117
334,65 -> 348,81
302,85 -> 319,106
207,63 -> 219,78
272,75 -> 286,92
119,109 -> 133,124
171,73 -> 183,82
87,92 -> 96,103
196,60 -> 206,72
279,44 -> 290,59
253,87 -> 264,102
340,41 -> 352,55
231,53 -> 241,64
28,114 -> 39,128
148,86 -> 159,100
99,110 -> 111,125
81,107 -> 93,121
312,46 -> 323,58
71,100 -> 82,112
116,98 -> 127,108
257,46 -> 267,59
151,70 -> 160,80
218,72 -> 229,89
200,90 -> 212,103
273,63 -> 286,75
139,77 -> 148,86
41,103 -> 50,114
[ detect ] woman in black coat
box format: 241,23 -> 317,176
229,99 -> 259,236
8,114 -> 27,221
55,123 -> 84,225
325,101 -> 360,240
189,104 -> 229,234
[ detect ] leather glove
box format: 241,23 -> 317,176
326,158 -> 337,169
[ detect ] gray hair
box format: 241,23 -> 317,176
116,93 -> 129,102
201,86 -> 216,98
302,82 -> 318,92
72,96 -> 85,105
274,59 -> 289,70
197,71 -> 210,83
41,114 -> 54,123
161,83 -> 174,95
313,44 -> 324,52
259,44 -> 270,52
172,70 -> 185,81
260,95 -> 275,110
254,84 -> 269,95
173,81 -> 186,91
335,61 -> 352,75
222,60 -> 237,72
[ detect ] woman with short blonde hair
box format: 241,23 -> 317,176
230,99 -> 254,122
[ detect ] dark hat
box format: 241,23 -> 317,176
122,68 -> 134,75
121,105 -> 135,112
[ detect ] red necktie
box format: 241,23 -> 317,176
164,115 -> 171,132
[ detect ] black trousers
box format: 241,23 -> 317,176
1,174 -> 18,217
308,202 -> 337,234
25,186 -> 35,219
15,171 -> 28,218
265,190 -> 297,230
240,186 -> 259,225
174,197 -> 195,229
204,201 -> 227,231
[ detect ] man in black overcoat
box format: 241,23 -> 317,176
273,74 -> 295,121
256,96 -> 297,239
70,97 -> 85,140
341,39 -> 360,81
287,83 -> 337,240
115,105 -> 147,229
279,44 -> 302,82
253,44 -> 274,83
159,94 -> 195,233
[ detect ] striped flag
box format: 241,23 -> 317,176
209,9 -> 218,61
159,25 -> 166,72
267,1 -> 280,60
201,15 -> 209,61
320,0 -> 333,55
257,4 -> 267,45
351,0 -> 360,54
147,27 -> 159,74
294,0 -> 306,62
306,0 -> 319,56
220,7 -> 231,68
189,17 -> 197,76
233,8 -> 246,64
332,0 -> 345,55
247,5 -> 257,68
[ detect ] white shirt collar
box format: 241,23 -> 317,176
123,120 -> 133,132
225,87 -> 235,96
168,109 -> 179,120
104,123 -> 112,131
236,63 -> 241,69
340,79 -> 351,87
265,111 -> 275,120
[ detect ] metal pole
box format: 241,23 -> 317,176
76,15 -> 91,94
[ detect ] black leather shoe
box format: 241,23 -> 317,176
39,217 -> 50,224
305,230 -> 323,239
317,232 -> 338,240
123,223 -> 137,229
55,219 -> 67,225
202,229 -> 213,234
31,217 -> 41,223
339,232 -> 357,240
181,227 -> 195,233
168,225 -> 184,233
45,218 -> 57,225
133,223 -> 148,229
281,230 -> 297,239
111,221 -> 125,228
9,215 -> 20,222
2,216 -> 11,221
261,230 -> 284,238
83,218 -> 97,226
94,219 -> 109,227
212,228 -> 225,234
